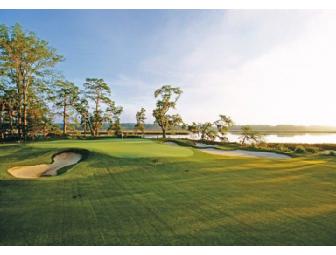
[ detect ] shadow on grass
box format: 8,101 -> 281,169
0,146 -> 55,163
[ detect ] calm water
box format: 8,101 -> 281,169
145,133 -> 336,144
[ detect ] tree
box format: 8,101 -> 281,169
187,122 -> 198,133
239,126 -> 261,145
74,97 -> 93,137
2,89 -> 18,136
199,122 -> 215,140
83,78 -> 111,136
53,80 -> 79,135
0,82 -> 18,140
105,100 -> 123,136
0,23 -> 63,140
134,107 -> 146,136
152,85 -> 183,138
26,93 -> 54,138
214,114 -> 234,142
0,82 -> 8,140
205,128 -> 217,141
187,122 -> 200,139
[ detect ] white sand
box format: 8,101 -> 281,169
199,148 -> 291,159
164,141 -> 290,159
165,142 -> 217,148
195,143 -> 217,148
8,164 -> 50,179
164,142 -> 179,146
8,152 -> 82,179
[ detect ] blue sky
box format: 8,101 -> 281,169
1,10 -> 184,83
1,10 -> 336,125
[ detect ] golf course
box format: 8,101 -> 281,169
1,138 -> 336,245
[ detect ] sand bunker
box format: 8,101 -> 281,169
165,142 -> 217,148
164,142 -> 179,146
199,148 -> 291,159
164,142 -> 291,159
164,141 -> 290,159
195,143 -> 217,148
8,152 -> 82,179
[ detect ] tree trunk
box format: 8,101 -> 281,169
83,120 -> 87,137
0,103 -> 3,125
87,116 -> 94,137
89,124 -> 94,136
94,97 -> 99,136
63,99 -> 67,135
162,128 -> 166,139
0,103 -> 4,141
23,88 -> 27,141
14,66 -> 22,141
9,108 -> 13,135
17,92 -> 22,140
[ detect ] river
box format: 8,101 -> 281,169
144,132 -> 336,144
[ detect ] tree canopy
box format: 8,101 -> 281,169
152,85 -> 183,138
83,78 -> 112,136
0,23 -> 63,140
239,126 -> 262,145
1,23 -> 238,144
53,80 -> 79,135
135,107 -> 146,135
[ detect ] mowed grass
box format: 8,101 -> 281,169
0,138 -> 336,245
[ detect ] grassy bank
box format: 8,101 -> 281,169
162,138 -> 333,157
1,138 -> 336,245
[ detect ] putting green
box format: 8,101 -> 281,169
28,138 -> 194,158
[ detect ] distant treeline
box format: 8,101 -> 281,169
229,125 -> 336,133
54,123 -> 185,131
55,123 -> 336,133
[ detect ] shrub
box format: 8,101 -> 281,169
306,146 -> 320,153
256,145 -> 269,151
257,142 -> 268,149
294,145 -> 306,153
275,144 -> 289,152
287,145 -> 296,151
328,151 -> 336,156
70,130 -> 81,137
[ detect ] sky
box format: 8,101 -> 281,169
1,9 -> 336,125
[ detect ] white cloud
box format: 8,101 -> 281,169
116,10 -> 336,125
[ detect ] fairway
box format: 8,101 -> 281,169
1,138 -> 336,245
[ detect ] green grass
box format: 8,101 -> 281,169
1,138 -> 336,245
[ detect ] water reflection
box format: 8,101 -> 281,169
144,133 -> 336,144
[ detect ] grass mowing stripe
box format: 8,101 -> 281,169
1,138 -> 336,245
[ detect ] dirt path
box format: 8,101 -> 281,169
8,152 -> 82,179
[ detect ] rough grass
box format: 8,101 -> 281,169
0,138 -> 336,245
